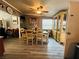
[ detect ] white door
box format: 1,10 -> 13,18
64,1 -> 79,59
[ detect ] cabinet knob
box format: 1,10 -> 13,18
66,32 -> 71,35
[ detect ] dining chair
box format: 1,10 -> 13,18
36,30 -> 43,45
21,32 -> 27,41
26,30 -> 34,45
43,34 -> 48,44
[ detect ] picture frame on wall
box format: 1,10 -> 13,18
12,15 -> 17,24
29,18 -> 36,25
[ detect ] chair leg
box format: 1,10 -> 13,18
32,39 -> 33,45
36,39 -> 38,45
27,39 -> 28,45
42,39 -> 43,45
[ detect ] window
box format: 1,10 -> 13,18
42,19 -> 53,30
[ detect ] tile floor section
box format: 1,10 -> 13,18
0,38 -> 64,59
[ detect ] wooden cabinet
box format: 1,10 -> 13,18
53,10 -> 67,44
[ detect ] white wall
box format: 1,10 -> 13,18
0,10 -> 19,29
64,1 -> 79,59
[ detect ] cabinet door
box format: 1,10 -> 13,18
0,20 -> 3,26
2,20 -> 6,28
0,20 -> 7,29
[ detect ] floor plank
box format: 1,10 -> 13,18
0,38 -> 64,59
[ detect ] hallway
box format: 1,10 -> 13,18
0,38 -> 64,59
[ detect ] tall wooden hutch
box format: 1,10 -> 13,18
52,10 -> 67,44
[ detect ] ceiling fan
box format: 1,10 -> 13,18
28,5 -> 48,14
36,6 -> 48,13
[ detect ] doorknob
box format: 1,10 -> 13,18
66,32 -> 71,35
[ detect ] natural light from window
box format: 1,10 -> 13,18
42,19 -> 53,30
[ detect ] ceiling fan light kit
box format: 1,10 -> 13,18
36,11 -> 42,14
36,5 -> 48,14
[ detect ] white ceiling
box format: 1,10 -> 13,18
3,0 -> 68,17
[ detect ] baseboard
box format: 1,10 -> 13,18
64,57 -> 73,59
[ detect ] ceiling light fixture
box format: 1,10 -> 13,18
37,6 -> 43,10
36,11 -> 42,14
36,6 -> 43,14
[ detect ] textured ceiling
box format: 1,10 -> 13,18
3,0 -> 68,17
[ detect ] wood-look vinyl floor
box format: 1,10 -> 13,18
0,38 -> 64,59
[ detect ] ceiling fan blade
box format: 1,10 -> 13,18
42,11 -> 48,13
